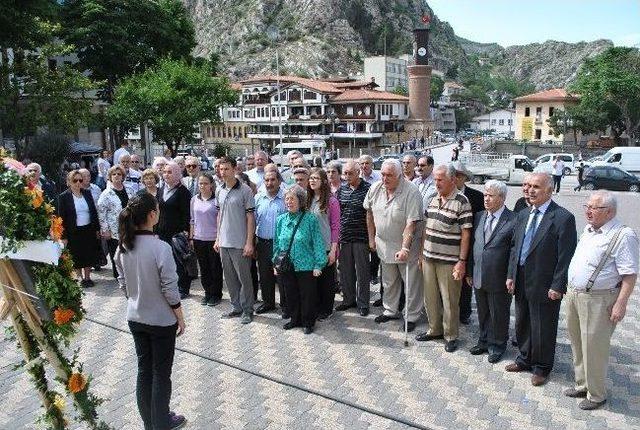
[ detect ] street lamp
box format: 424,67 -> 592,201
328,111 -> 337,155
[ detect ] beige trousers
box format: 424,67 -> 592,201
380,260 -> 424,322
566,288 -> 619,403
423,259 -> 462,341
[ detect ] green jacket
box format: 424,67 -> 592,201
273,211 -> 327,272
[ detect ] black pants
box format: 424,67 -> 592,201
370,250 -> 380,280
129,321 -> 177,430
251,258 -> 259,301
459,279 -> 473,321
553,174 -> 562,193
256,238 -> 286,309
192,240 -> 223,301
107,238 -> 119,278
281,270 -> 317,328
514,268 -> 561,376
317,261 -> 337,316
474,287 -> 512,354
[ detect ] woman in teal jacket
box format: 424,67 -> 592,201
273,185 -> 327,334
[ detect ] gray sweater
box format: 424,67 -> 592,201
115,233 -> 181,327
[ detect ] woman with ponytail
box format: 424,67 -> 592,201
115,193 -> 187,430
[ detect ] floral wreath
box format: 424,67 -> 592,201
0,148 -> 110,429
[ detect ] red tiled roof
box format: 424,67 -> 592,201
330,89 -> 409,103
514,88 -> 579,103
230,82 -> 242,91
333,80 -> 378,89
238,75 -> 342,94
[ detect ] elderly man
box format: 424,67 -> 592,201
565,191 -> 638,409
359,154 -> 381,184
245,155 -> 255,171
130,154 -> 143,172
292,167 -> 309,189
118,153 -> 142,193
467,180 -> 516,362
214,156 -> 256,324
451,161 -> 484,325
182,155 -> 201,196
505,173 -> 577,386
401,154 -> 417,182
26,162 -> 57,203
254,170 -> 287,315
335,160 -> 372,316
364,159 -> 424,332
79,168 -> 101,204
413,156 -> 435,207
280,150 -> 303,184
416,165 -> 473,352
513,173 -> 533,212
247,150 -> 268,187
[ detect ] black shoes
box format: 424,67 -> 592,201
80,279 -> 95,288
255,304 -> 276,314
335,302 -> 356,312
460,316 -> 471,325
207,297 -> 221,307
179,291 -> 190,300
374,314 -> 399,324
283,321 -> 297,330
222,310 -> 242,319
200,297 -> 209,306
469,345 -> 488,355
405,322 -> 416,333
359,308 -> 370,317
372,298 -> 383,307
304,326 -> 314,335
445,340 -> 458,353
487,353 -> 503,364
415,332 -> 444,341
579,399 -> 606,410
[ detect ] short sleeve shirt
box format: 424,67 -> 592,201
215,180 -> 255,249
423,191 -> 473,263
363,178 -> 423,263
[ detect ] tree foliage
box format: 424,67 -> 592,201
430,75 -> 445,102
0,0 -> 59,50
571,47 -> 640,144
60,0 -> 196,102
547,106 -> 602,145
107,59 -> 237,156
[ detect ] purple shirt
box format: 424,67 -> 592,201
190,194 -> 218,241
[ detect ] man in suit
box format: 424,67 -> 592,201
505,173 -> 577,386
451,161 -> 484,325
467,180 -> 516,363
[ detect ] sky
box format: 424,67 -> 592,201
428,0 -> 640,48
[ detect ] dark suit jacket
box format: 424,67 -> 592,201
507,200 -> 577,302
513,197 -> 530,213
156,184 -> 191,242
468,208 -> 516,292
463,186 -> 484,215
57,189 -> 100,239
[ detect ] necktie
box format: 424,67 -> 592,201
484,213 -> 494,243
519,209 -> 540,265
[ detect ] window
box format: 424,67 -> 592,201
304,91 -> 317,100
491,119 -> 497,125
536,107 -> 542,115
281,106 -> 285,116
549,107 -> 554,117
498,119 -> 504,125
507,119 -> 512,125
610,169 -> 624,179
524,107 -> 530,117
535,129 -> 542,140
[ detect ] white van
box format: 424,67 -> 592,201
533,153 -> 575,175
270,140 -> 326,166
593,147 -> 640,173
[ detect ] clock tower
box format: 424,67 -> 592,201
406,20 -> 435,141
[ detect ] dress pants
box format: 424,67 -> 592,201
370,250 -> 380,280
255,238 -> 286,309
423,259 -> 462,341
474,286 -> 512,353
129,321 -> 177,430
281,270 -> 317,328
381,260 -> 423,322
317,260 -> 337,316
459,279 -> 473,321
193,240 -> 223,301
220,247 -> 255,314
566,288 -> 618,403
106,238 -> 119,278
251,259 -> 259,300
553,174 -> 562,193
514,268 -> 561,377
339,242 -> 371,309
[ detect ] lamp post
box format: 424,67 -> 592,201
329,111 -> 337,155
267,28 -> 284,165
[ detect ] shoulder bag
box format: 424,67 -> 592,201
274,212 -> 305,273
586,225 -> 626,292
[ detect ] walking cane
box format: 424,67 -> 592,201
404,263 -> 409,347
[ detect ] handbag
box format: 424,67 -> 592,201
274,212 -> 305,273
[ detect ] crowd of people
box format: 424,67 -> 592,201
22,141 -> 638,429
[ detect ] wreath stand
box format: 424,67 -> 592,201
0,243 -> 110,430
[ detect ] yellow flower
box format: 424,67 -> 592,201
53,394 -> 65,411
67,373 -> 87,393
45,203 -> 55,214
24,187 -> 44,209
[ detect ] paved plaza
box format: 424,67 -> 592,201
2,177 -> 640,430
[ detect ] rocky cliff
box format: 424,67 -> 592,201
183,0 -> 613,89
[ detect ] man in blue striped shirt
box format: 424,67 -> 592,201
254,170 -> 287,315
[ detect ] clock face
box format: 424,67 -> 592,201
418,47 -> 427,57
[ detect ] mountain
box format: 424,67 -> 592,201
182,0 -> 613,90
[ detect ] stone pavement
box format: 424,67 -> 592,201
2,186 -> 640,430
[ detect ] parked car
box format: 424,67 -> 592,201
582,155 -> 604,169
593,146 -> 640,174
533,153 -> 575,175
582,166 -> 640,192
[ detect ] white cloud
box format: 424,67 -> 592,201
613,33 -> 640,47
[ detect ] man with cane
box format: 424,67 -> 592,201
364,159 -> 424,335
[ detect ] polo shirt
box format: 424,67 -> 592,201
336,180 -> 370,243
215,179 -> 255,249
363,178 -> 423,263
423,190 -> 473,264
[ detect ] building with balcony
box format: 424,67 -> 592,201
363,56 -> 409,92
203,75 -> 409,155
513,89 -> 578,142
470,109 -> 515,134
433,106 -> 457,133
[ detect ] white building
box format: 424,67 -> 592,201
363,56 -> 408,92
433,106 -> 457,133
470,109 -> 515,134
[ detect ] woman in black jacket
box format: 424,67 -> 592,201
57,169 -> 101,287
157,162 -> 193,299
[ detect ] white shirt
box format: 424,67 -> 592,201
246,168 -> 265,188
97,157 -> 111,178
361,170 -> 381,184
568,218 -> 639,291
113,148 -> 130,166
553,159 -> 565,176
73,194 -> 91,226
485,205 -> 506,233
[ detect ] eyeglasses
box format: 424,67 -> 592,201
583,205 -> 608,211
309,176 -> 321,181
401,161 -> 413,165
418,164 -> 429,167
111,172 -> 123,177
186,164 -> 198,168
132,161 -> 140,164
72,179 -> 83,183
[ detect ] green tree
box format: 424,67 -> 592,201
430,75 -> 444,102
547,105 -> 602,146
0,0 -> 59,50
571,47 -> 640,144
445,63 -> 459,80
455,108 -> 472,131
392,86 -> 408,96
61,0 -> 196,103
107,59 -> 237,156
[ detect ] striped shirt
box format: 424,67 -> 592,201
423,190 -> 473,263
336,180 -> 370,243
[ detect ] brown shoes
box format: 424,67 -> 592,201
505,363 -> 526,372
531,375 -> 548,386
